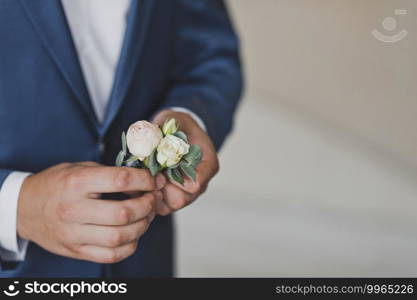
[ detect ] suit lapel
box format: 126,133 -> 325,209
101,0 -> 155,135
18,0 -> 98,128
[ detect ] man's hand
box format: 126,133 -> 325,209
17,162 -> 166,263
152,110 -> 219,215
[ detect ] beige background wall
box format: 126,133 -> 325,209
177,0 -> 417,277
228,0 -> 416,166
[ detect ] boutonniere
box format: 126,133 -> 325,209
115,119 -> 202,185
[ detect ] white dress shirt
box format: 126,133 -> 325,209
0,0 -> 204,261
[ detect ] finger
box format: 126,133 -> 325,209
156,196 -> 173,216
166,132 -> 218,195
174,158 -> 215,195
75,241 -> 138,264
59,192 -> 161,225
76,161 -> 102,167
75,219 -> 150,248
72,166 -> 165,193
161,183 -> 193,211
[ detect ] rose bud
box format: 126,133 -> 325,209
162,118 -> 179,136
126,120 -> 163,160
157,134 -> 190,167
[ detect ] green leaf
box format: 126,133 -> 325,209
192,149 -> 203,166
180,162 -> 196,181
173,131 -> 188,142
167,167 -> 184,185
172,167 -> 184,184
166,168 -> 174,182
183,144 -> 202,165
144,150 -> 160,176
115,151 -> 125,167
126,159 -> 141,168
167,162 -> 180,169
125,155 -> 143,168
125,155 -> 138,164
121,132 -> 127,154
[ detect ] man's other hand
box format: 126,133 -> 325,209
152,110 -> 219,216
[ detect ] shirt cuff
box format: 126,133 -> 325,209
169,107 -> 207,132
0,171 -> 31,261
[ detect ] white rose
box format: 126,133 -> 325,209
157,135 -> 190,167
126,120 -> 163,161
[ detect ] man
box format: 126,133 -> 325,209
0,0 -> 242,277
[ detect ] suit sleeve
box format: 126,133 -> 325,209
160,0 -> 243,150
0,170 -> 12,189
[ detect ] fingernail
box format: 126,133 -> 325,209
156,174 -> 166,189
148,212 -> 156,222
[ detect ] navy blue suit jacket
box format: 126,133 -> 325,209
0,0 -> 242,277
